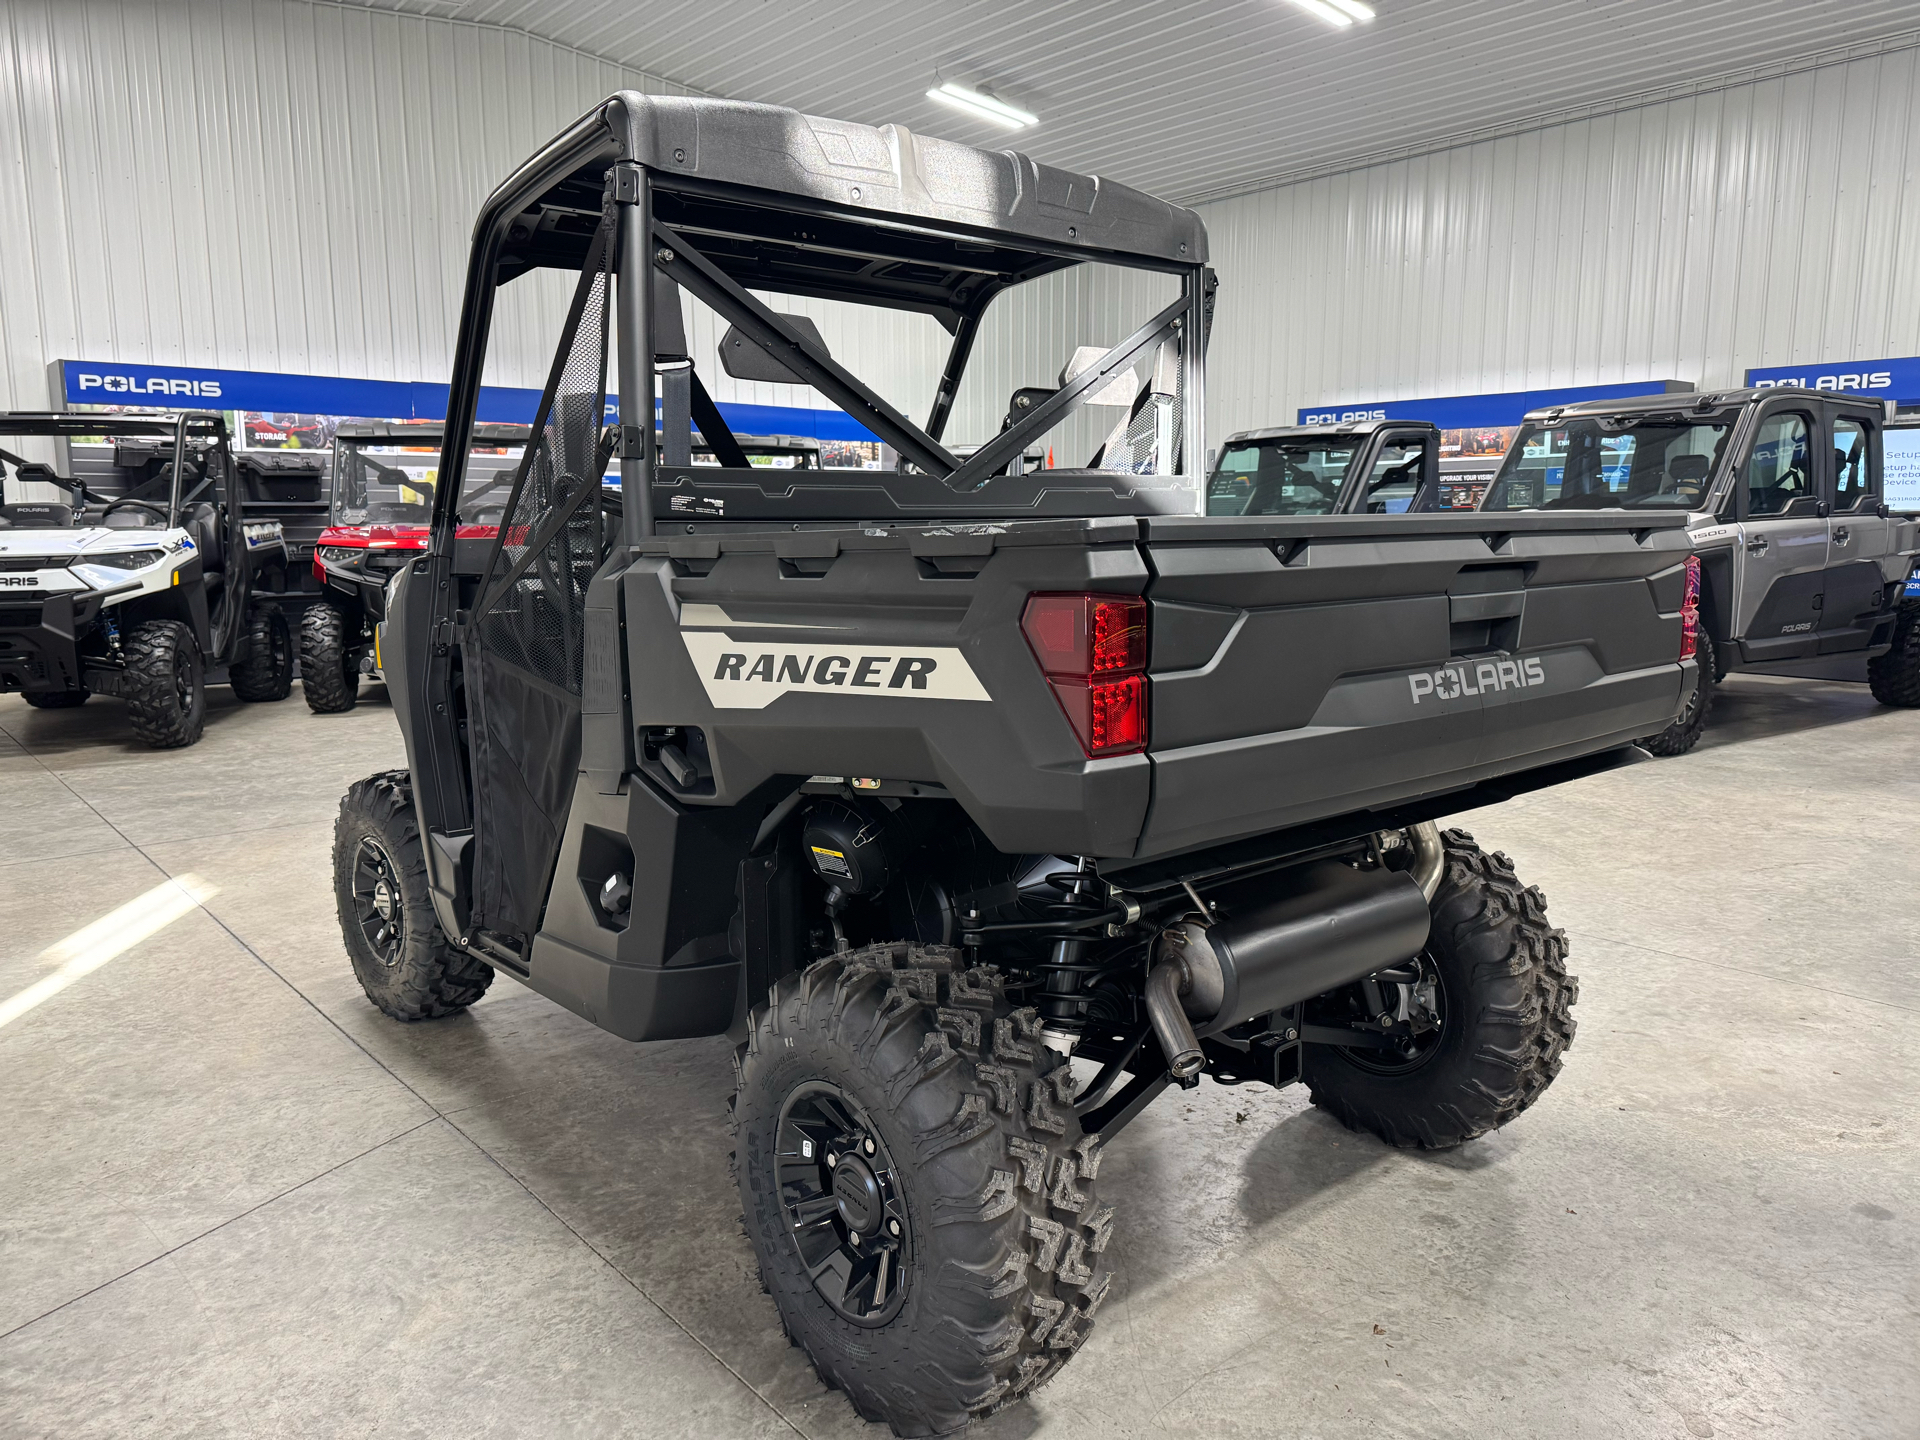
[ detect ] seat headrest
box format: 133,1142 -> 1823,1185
0,502 -> 74,528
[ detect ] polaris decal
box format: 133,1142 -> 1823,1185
680,630 -> 990,709
73,371 -> 222,399
1409,656 -> 1546,705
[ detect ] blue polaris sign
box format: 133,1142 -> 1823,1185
56,359 -> 881,442
1744,356 -> 1918,405
1296,380 -> 1691,429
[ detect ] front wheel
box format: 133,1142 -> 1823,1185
333,770 -> 493,1020
123,618 -> 205,748
300,601 -> 359,713
1303,828 -> 1576,1149
230,606 -> 293,702
1640,629 -> 1716,756
736,943 -> 1115,1437
1868,598 -> 1918,708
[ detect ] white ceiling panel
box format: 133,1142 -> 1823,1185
348,0 -> 1916,203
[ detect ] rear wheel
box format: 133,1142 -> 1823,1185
300,601 -> 359,713
1304,829 -> 1576,1149
1640,629 -> 1715,756
22,689 -> 88,708
736,942 -> 1114,1437
123,618 -> 205,748
230,606 -> 293,702
333,770 -> 493,1020
1868,598 -> 1918,708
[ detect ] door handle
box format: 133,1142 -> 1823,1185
1746,535 -> 1769,554
1833,527 -> 1851,545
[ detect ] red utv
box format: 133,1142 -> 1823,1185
302,421 -> 528,711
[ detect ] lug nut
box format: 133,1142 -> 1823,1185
825,1152 -> 837,1168
863,1137 -> 877,1156
888,1218 -> 901,1236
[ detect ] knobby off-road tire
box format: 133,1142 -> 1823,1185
735,942 -> 1114,1437
1305,828 -> 1576,1149
230,606 -> 293,702
123,618 -> 205,748
1640,629 -> 1715,756
300,601 -> 359,713
22,689 -> 88,708
1868,598 -> 1919,708
333,769 -> 493,1020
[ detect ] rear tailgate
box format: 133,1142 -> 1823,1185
1139,511 -> 1694,857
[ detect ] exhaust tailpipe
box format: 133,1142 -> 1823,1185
1147,859 -> 1432,1064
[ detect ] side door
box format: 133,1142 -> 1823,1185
1339,427 -> 1434,513
1733,403 -> 1828,662
1818,406 -> 1891,653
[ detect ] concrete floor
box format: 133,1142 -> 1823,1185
0,674 -> 1914,1439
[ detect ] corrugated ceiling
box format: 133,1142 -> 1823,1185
349,0 -> 1916,203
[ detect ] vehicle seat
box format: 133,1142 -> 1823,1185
180,501 -> 224,576
1667,453 -> 1710,496
0,502 -> 73,528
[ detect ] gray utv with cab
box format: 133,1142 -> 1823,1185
1480,388 -> 1920,753
332,96 -> 1698,1436
1207,418 -> 1441,516
0,411 -> 293,746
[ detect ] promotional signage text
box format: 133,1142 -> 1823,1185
1744,356 -> 1919,405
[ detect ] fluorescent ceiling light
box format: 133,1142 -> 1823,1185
1326,0 -> 1377,19
1283,0 -> 1360,25
927,81 -> 1037,130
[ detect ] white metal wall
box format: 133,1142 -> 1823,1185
2,3 -> 1914,463
1198,46 -> 1921,449
0,0 -> 717,411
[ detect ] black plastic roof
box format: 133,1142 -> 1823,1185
493,94 -> 1207,326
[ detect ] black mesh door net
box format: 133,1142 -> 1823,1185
463,215 -> 615,946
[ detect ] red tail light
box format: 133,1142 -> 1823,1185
1022,593 -> 1149,757
1680,555 -> 1701,661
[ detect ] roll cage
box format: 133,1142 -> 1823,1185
0,410 -> 229,528
426,92 -> 1212,553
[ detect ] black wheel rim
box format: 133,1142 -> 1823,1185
173,648 -> 195,712
1339,950 -> 1449,1074
351,836 -> 405,966
776,1082 -> 912,1326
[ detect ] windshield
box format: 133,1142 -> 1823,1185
1207,438 -> 1354,515
332,440 -> 526,526
1481,416 -> 1731,511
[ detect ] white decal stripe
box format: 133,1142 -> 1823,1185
680,630 -> 991,710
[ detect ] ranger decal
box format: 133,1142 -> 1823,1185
679,630 -> 990,709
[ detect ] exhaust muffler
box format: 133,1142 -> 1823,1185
1146,856 -> 1434,1077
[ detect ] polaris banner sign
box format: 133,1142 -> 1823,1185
55,359 -> 884,442
1743,356 -> 1919,406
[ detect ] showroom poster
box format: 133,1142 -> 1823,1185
1885,427 -> 1918,513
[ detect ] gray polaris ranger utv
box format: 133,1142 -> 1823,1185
1207,418 -> 1441,515
331,95 -> 1698,1436
1480,388 -> 1920,753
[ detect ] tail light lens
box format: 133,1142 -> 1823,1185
1680,555 -> 1701,661
1022,593 -> 1149,756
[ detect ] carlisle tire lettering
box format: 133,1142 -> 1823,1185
681,630 -> 990,709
